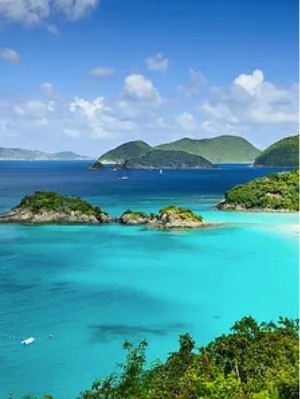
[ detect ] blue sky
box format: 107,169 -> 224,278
0,0 -> 298,156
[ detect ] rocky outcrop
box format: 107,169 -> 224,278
118,210 -> 150,225
118,206 -> 220,230
0,208 -> 113,224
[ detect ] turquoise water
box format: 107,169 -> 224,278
0,162 -> 298,399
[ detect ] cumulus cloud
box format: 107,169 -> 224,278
123,74 -> 161,103
0,48 -> 20,63
175,112 -> 198,131
146,53 -> 169,71
89,67 -> 116,77
234,69 -> 264,95
69,96 -> 138,138
199,70 -> 299,130
179,68 -> 206,96
0,0 -> 99,25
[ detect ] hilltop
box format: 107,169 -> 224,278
217,169 -> 299,212
0,147 -> 92,160
254,135 -> 299,167
98,140 -> 152,164
123,149 -> 215,169
156,135 -> 261,163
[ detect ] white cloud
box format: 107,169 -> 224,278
234,69 -> 264,95
199,70 -> 299,129
69,96 -> 138,138
123,74 -> 161,102
179,68 -> 206,96
175,112 -> 197,131
146,53 -> 169,71
89,67 -> 116,77
0,0 -> 99,25
0,48 -> 20,63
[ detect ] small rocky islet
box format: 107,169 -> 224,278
0,191 -> 218,230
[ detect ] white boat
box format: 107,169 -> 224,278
159,169 -> 163,174
21,337 -> 35,346
120,176 -> 128,180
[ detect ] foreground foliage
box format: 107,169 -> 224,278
223,170 -> 299,211
17,191 -> 105,216
254,135 -> 299,167
14,317 -> 299,399
77,316 -> 299,399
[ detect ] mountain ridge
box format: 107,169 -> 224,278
0,147 -> 93,160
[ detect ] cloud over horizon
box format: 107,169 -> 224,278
0,68 -> 298,156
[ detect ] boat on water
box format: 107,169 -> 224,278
120,176 -> 128,180
21,337 -> 35,346
159,169 -> 163,174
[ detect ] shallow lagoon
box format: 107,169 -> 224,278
0,162 -> 298,398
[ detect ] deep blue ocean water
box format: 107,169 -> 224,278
0,161 -> 298,399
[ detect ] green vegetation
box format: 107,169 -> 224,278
122,209 -> 149,218
16,191 -> 105,216
98,141 -> 152,164
156,135 -> 261,163
159,205 -> 203,222
11,316 -> 299,399
222,170 -> 299,211
254,135 -> 299,167
123,149 -> 214,169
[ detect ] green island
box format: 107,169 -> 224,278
119,205 -> 215,229
122,149 -> 215,169
0,191 -> 112,224
0,192 -> 216,229
254,135 -> 299,167
217,170 -> 299,212
13,316 -> 299,399
94,135 -> 261,167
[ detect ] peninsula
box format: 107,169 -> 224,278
0,192 -> 218,229
217,169 -> 299,212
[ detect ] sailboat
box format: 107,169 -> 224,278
159,169 -> 163,175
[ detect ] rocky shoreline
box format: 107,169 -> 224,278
216,202 -> 298,213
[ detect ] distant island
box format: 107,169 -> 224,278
96,135 -> 261,166
0,191 -> 218,229
254,135 -> 299,167
217,169 -> 299,212
0,147 -> 93,161
123,149 -> 215,169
